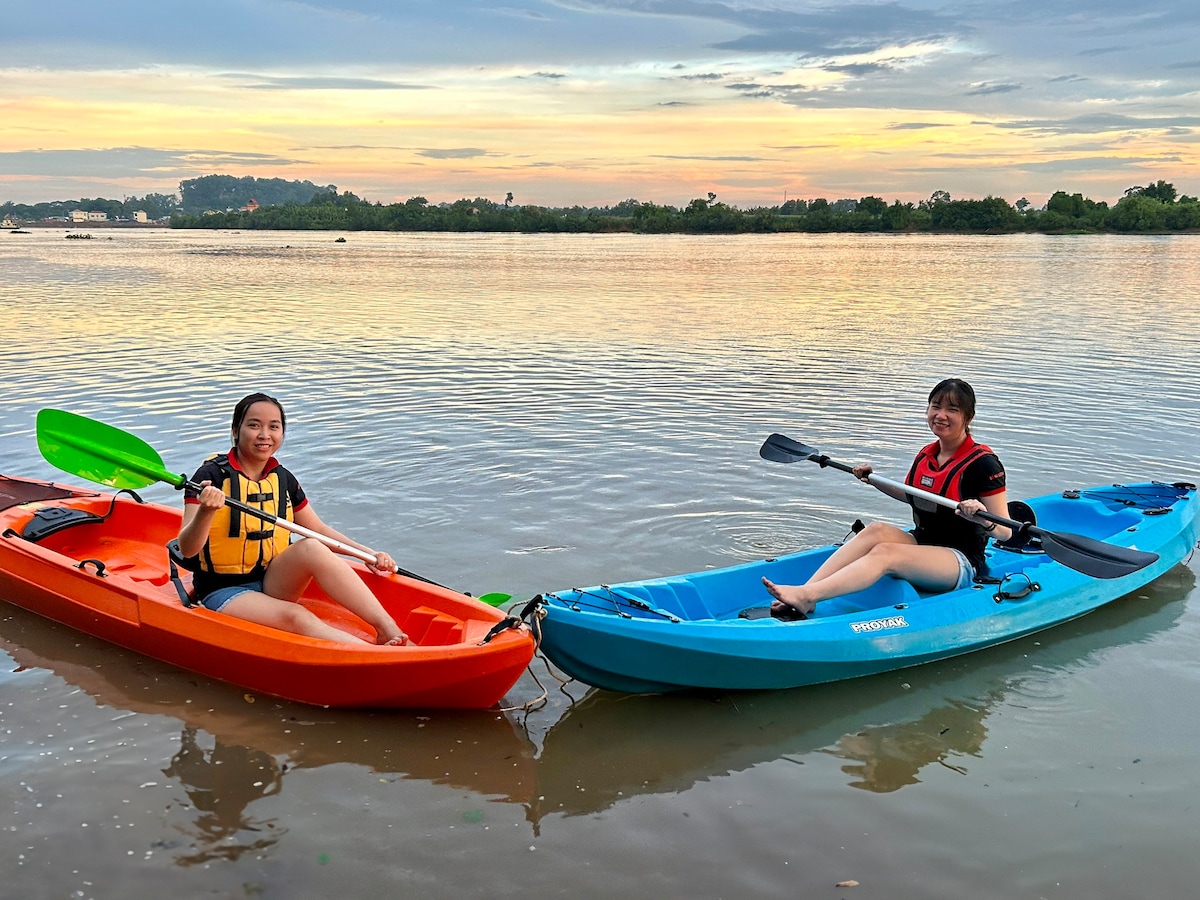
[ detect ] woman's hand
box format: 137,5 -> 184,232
197,482 -> 225,510
369,551 -> 397,575
956,499 -> 997,532
851,463 -> 874,482
956,498 -> 985,518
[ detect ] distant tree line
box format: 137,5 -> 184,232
169,180 -> 1200,235
7,176 -> 1198,234
2,193 -> 180,221
1,174 -> 333,222
178,174 -> 336,214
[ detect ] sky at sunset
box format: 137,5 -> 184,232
2,1 -> 1198,209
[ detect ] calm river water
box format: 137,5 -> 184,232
1,228 -> 1198,898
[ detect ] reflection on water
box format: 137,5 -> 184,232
828,695 -> 992,793
0,604 -> 536,866
161,727 -> 286,864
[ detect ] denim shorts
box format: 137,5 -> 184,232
948,549 -> 976,591
199,580 -> 264,612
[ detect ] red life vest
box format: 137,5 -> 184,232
905,435 -> 997,505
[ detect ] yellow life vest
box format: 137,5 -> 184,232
197,454 -> 292,576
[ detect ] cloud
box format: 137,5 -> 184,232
822,62 -> 896,77
1077,45 -> 1128,57
766,144 -> 839,151
553,0 -> 962,57
416,148 -> 495,159
965,82 -> 1023,95
0,147 -> 307,178
219,74 -> 436,91
1015,155 -> 1184,173
650,154 -> 769,162
994,114 -> 1200,134
3,0 -> 1200,206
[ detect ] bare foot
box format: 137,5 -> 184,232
377,632 -> 409,646
762,577 -> 817,616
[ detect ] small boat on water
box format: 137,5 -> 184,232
536,481 -> 1199,694
0,475 -> 536,709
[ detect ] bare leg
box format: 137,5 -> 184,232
763,524 -> 962,615
264,540 -> 408,644
807,521 -> 912,583
219,590 -> 372,644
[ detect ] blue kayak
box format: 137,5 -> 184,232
536,482 -> 1200,693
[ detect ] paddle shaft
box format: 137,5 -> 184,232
809,455 -> 1019,531
760,432 -> 1160,578
183,478 -> 378,565
185,479 -> 455,586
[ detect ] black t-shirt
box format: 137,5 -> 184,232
907,438 -> 1006,572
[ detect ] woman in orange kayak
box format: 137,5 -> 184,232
763,378 -> 1012,618
177,392 -> 407,645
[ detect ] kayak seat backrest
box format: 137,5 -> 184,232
650,579 -> 713,621
19,505 -> 104,542
984,553 -> 1054,582
402,606 -> 466,646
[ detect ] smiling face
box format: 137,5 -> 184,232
925,382 -> 975,447
233,399 -> 285,467
926,393 -> 969,443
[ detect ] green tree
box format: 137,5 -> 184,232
1126,180 -> 1177,203
1107,195 -> 1167,231
857,196 -> 887,216
881,200 -> 915,231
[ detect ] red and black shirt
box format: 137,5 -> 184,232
904,435 -> 1006,572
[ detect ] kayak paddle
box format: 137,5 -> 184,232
758,432 -> 1159,580
35,408 -> 449,588
477,592 -> 513,606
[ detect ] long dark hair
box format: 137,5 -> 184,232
927,378 -> 976,430
230,392 -> 286,439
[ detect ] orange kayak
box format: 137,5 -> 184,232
0,475 -> 535,709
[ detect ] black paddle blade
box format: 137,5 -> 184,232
1033,527 -> 1159,579
759,433 -> 818,464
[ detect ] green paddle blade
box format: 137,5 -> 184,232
36,409 -> 184,490
477,592 -> 513,607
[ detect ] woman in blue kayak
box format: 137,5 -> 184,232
177,392 -> 408,645
763,378 -> 1013,617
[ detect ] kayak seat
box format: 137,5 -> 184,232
402,606 -> 466,646
822,575 -> 919,615
48,536 -> 171,586
649,579 -> 713,621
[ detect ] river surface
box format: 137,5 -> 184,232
1,228 -> 1198,898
